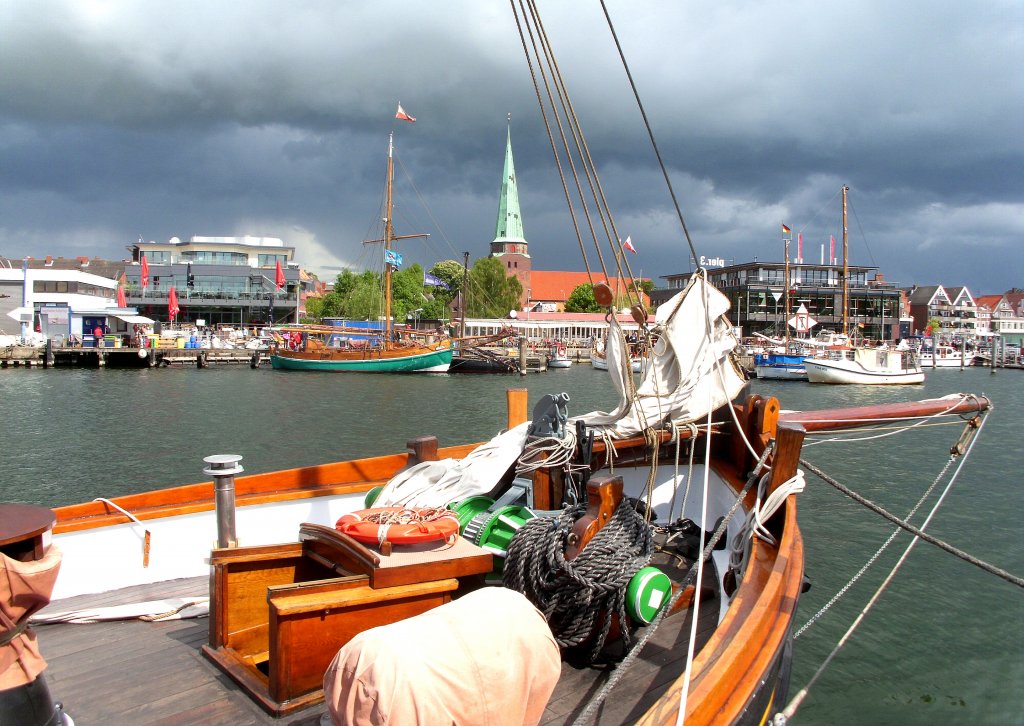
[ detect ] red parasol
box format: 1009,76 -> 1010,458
275,259 -> 286,289
117,272 -> 127,307
168,285 -> 180,321
140,255 -> 149,290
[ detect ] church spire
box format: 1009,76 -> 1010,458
492,117 -> 528,254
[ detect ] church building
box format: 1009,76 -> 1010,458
488,123 -> 645,311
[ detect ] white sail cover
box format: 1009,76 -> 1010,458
572,273 -> 745,438
374,422 -> 531,508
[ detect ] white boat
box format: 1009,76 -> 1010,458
804,347 -> 924,384
919,345 -> 975,368
547,342 -> 573,368
591,348 -> 643,372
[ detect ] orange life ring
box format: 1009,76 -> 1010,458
335,507 -> 460,546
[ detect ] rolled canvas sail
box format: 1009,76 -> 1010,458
573,273 -> 745,438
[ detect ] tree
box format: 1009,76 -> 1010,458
466,256 -> 523,318
564,284 -> 603,313
430,260 -> 465,294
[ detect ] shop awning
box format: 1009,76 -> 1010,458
115,314 -> 155,325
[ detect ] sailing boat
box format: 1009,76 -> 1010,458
803,186 -> 924,384
8,7 -> 996,726
754,231 -> 811,380
270,133 -> 453,373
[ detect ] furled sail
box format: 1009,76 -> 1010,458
573,272 -> 745,438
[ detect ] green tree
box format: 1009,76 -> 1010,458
430,260 -> 465,294
466,256 -> 523,318
565,283 -> 603,313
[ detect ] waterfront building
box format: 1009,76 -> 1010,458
976,293 -> 1024,347
0,257 -> 149,344
125,236 -> 317,328
907,285 -> 979,342
651,262 -> 902,341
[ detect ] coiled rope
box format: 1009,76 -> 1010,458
503,498 -> 652,661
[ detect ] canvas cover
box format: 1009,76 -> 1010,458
374,422 -> 531,508
324,587 -> 560,725
0,544 -> 61,689
573,273 -> 745,438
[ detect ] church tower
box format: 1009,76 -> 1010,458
490,121 -> 531,298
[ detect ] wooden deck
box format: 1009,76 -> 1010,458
34,560 -> 719,724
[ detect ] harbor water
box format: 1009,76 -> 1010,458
1,364 -> 1021,724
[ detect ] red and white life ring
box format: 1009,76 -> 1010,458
335,507 -> 460,547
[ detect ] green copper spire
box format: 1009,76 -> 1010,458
493,124 -> 527,246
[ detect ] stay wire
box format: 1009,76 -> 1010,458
798,431 -> 1023,588
599,0 -> 700,272
777,409 -> 1005,724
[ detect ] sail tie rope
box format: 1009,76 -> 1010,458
503,498 -> 652,661
751,470 -> 806,546
516,429 -> 580,475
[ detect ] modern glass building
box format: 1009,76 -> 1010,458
652,261 -> 904,341
124,236 -> 312,327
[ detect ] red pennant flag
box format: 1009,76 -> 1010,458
797,231 -> 803,260
622,236 -> 637,254
117,272 -> 127,307
167,285 -> 179,321
140,255 -> 149,289
395,103 -> 416,123
275,259 -> 286,289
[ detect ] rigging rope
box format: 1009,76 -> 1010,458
503,498 -> 652,661
799,455 -> 1023,589
775,409 -> 1002,724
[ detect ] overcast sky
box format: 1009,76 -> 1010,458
1,0 -> 1021,294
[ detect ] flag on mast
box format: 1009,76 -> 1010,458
395,103 -> 416,123
622,236 -> 637,254
797,232 -> 803,261
781,223 -> 791,236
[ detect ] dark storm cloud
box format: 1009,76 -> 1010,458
1,0 -> 1020,292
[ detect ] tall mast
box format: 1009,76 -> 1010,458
841,185 -> 849,338
384,132 -> 395,346
461,251 -> 469,339
784,235 -> 791,348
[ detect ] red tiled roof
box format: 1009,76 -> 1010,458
528,270 -> 648,302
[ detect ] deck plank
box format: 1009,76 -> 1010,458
35,559 -> 722,725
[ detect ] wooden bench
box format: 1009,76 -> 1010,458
202,524 -> 492,716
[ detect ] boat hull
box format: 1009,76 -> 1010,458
804,357 -> 924,384
270,345 -> 452,372
590,351 -> 643,372
754,354 -> 808,381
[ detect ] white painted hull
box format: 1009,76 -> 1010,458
754,364 -> 808,381
919,353 -> 975,368
548,357 -> 573,368
804,357 -> 924,385
590,351 -> 643,372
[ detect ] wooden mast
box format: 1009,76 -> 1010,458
784,234 -> 791,350
384,132 -> 395,349
842,184 -> 849,338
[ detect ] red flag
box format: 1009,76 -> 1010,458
117,272 -> 127,307
140,255 -> 149,289
395,103 -> 416,123
622,236 -> 637,254
830,234 -> 835,263
167,286 -> 179,321
781,224 -> 791,235
797,232 -> 803,260
275,259 -> 286,289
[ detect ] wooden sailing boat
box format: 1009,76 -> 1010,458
6,8 -> 996,726
804,186 -> 924,384
269,133 -> 452,373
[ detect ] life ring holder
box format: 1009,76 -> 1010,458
335,507 -> 460,550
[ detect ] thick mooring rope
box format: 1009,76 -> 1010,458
503,498 -> 652,661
